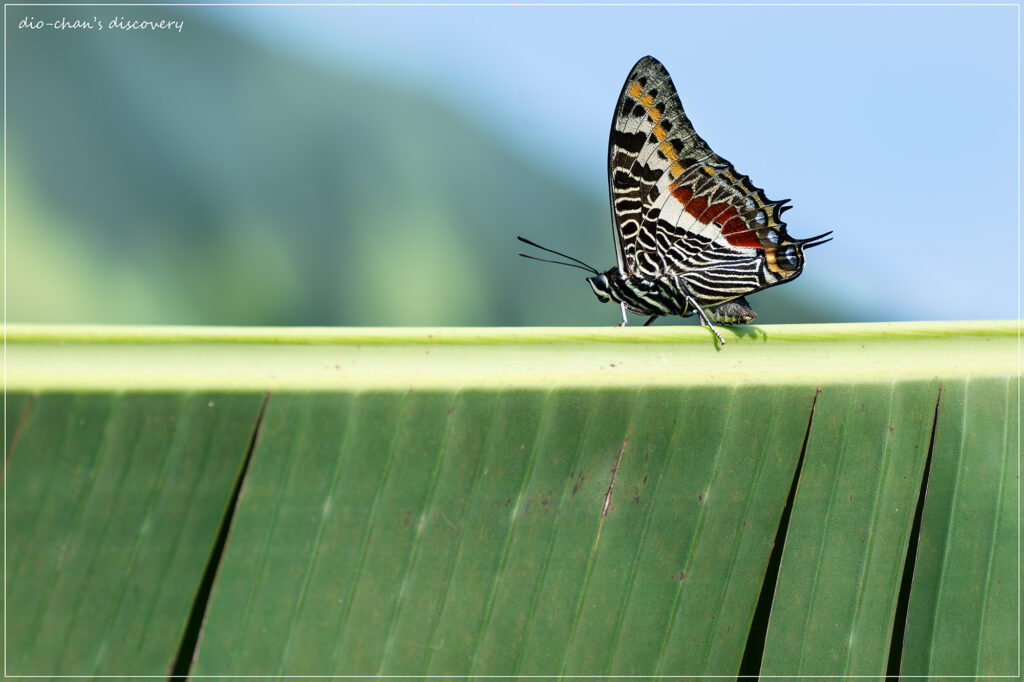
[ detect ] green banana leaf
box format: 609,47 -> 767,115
4,321 -> 1018,677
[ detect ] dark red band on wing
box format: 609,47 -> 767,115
685,195 -> 708,218
717,205 -> 763,248
671,185 -> 693,204
670,185 -> 762,249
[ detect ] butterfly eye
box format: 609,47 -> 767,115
784,245 -> 799,267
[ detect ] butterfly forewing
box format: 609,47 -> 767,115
608,56 -> 797,306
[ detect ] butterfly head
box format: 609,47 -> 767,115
587,272 -> 613,303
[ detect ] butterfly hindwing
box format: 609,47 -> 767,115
607,56 -> 798,306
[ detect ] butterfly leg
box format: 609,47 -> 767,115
618,302 -> 629,327
685,296 -> 725,345
644,315 -> 658,327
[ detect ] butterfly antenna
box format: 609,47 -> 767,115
518,253 -> 599,274
517,236 -> 599,275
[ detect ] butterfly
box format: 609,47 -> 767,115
519,56 -> 832,344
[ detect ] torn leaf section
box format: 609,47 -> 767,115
6,392 -> 264,675
739,388 -> 819,677
761,380 -> 938,675
900,377 -> 1017,676
886,385 -> 941,676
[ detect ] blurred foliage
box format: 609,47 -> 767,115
6,8 -> 842,326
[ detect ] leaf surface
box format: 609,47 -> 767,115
4,321 -> 1017,676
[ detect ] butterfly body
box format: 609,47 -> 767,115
519,56 -> 831,343
587,267 -> 705,319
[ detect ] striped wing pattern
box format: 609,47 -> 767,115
608,56 -> 795,306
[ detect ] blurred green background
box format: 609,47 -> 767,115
4,4 -> 1018,326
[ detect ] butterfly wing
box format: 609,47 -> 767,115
607,56 -> 800,306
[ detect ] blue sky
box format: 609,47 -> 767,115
201,2 -> 1019,322
0,3 -> 984,324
